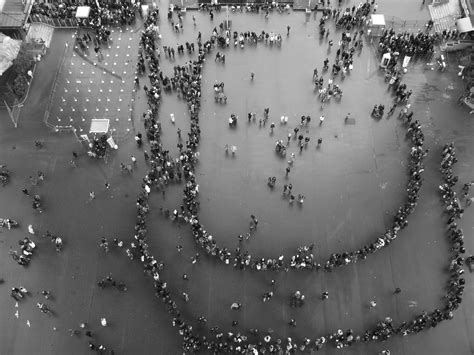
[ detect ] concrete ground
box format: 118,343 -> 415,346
0,1 -> 473,354
45,26 -> 140,135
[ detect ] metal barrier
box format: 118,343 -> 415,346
0,62 -> 38,127
384,15 -> 428,32
29,14 -> 79,28
198,0 -> 293,4
43,41 -> 70,130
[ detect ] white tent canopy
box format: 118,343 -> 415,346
456,17 -> 473,34
371,14 -> 386,27
76,6 -> 91,19
89,119 -> 110,134
141,5 -> 149,19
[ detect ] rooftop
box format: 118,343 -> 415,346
0,0 -> 26,28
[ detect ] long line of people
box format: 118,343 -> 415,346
354,145 -> 465,349
173,62 -> 425,271
91,3 -> 474,353
181,108 -> 425,273
122,13 -> 465,355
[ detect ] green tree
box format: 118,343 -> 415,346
13,45 -> 35,76
12,74 -> 29,98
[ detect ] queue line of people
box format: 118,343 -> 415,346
117,5 -> 470,354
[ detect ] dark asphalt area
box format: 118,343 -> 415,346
0,1 -> 473,354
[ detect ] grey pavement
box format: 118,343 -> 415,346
0,1 -> 473,355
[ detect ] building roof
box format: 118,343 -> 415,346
0,32 -> 21,76
0,0 -> 26,28
456,16 -> 474,33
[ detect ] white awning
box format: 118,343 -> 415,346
456,17 -> 473,34
141,5 -> 149,18
89,119 -> 110,133
76,6 -> 91,18
371,14 -> 385,26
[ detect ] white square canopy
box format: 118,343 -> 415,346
456,17 -> 473,34
371,14 -> 385,26
89,119 -> 110,134
76,6 -> 91,19
141,5 -> 149,18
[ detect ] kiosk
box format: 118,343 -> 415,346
368,14 -> 385,37
75,6 -> 91,19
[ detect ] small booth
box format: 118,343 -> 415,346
87,119 -> 117,160
75,6 -> 91,19
89,118 -> 110,134
368,14 -> 386,37
141,4 -> 149,19
456,17 -> 474,35
380,52 -> 391,69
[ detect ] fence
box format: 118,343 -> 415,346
43,41 -> 71,131
199,0 -> 293,4
384,16 -> 429,32
29,14 -> 80,28
3,98 -> 21,128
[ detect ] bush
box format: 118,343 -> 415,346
0,45 -> 34,104
1,86 -> 18,106
12,74 -> 29,98
13,46 -> 35,76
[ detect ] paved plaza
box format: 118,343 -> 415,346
45,26 -> 141,135
0,1 -> 473,354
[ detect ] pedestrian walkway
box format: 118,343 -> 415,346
428,0 -> 462,32
26,23 -> 55,48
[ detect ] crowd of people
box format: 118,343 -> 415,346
377,29 -> 442,60
9,237 -> 36,266
97,274 -> 128,292
87,134 -> 109,159
163,48 -> 425,272
180,101 -> 426,273
116,2 -> 472,353
31,0 -> 137,27
0,165 -> 10,186
8,0 -> 470,353
198,2 -> 291,15
30,1 -> 78,21
335,2 -> 372,30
